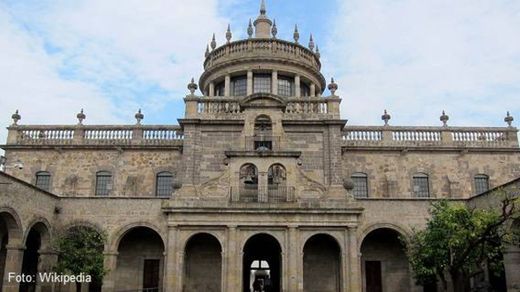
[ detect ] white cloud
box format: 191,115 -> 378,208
325,0 -> 520,127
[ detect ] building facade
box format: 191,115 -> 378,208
0,2 -> 519,292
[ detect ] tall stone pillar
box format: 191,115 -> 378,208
209,82 -> 215,97
38,249 -> 58,292
272,70 -> 278,95
101,252 -> 118,292
258,171 -> 268,202
226,226 -> 239,291
347,225 -> 361,292
2,245 -> 24,292
164,226 -> 178,292
247,70 -> 253,95
224,75 -> 231,96
295,75 -> 301,97
310,83 -> 316,97
287,226 -> 300,291
503,245 -> 520,291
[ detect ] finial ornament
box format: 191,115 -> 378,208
381,110 -> 391,126
309,34 -> 315,51
315,45 -> 321,59
188,78 -> 198,95
135,109 -> 144,125
327,78 -> 338,95
260,0 -> 266,15
440,110 -> 449,127
11,109 -> 21,126
76,109 -> 86,125
210,33 -> 217,50
205,45 -> 210,58
271,19 -> 278,39
247,19 -> 254,38
293,24 -> 300,43
226,24 -> 232,43
504,111 -> 514,127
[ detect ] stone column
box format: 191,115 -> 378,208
209,82 -> 215,97
272,70 -> 278,95
247,70 -> 253,95
226,226 -> 239,291
224,75 -> 231,97
38,250 -> 58,292
101,251 -> 118,292
347,225 -> 361,292
310,83 -> 316,97
503,245 -> 520,291
258,171 -> 268,202
2,245 -> 24,292
287,226 -> 300,291
295,75 -> 301,97
163,226 -> 178,292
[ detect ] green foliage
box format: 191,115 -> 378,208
406,192 -> 519,289
54,226 -> 107,281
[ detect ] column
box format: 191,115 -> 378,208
503,245 -> 520,290
347,225 -> 361,292
310,83 -> 316,97
272,70 -> 278,95
209,82 -> 215,97
258,171 -> 268,202
38,250 -> 58,292
163,226 -> 178,292
295,75 -> 301,97
287,226 -> 300,291
247,70 -> 253,95
101,251 -> 118,292
2,245 -> 24,292
224,75 -> 231,97
226,226 -> 239,290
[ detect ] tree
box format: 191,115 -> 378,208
55,226 -> 107,292
406,192 -> 519,292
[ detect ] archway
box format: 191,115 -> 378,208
115,226 -> 164,292
360,228 -> 409,292
303,234 -> 341,292
0,211 -> 22,291
183,233 -> 222,292
267,164 -> 287,202
20,222 -> 50,292
243,233 -> 282,292
240,164 -> 259,202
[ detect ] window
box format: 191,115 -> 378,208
300,82 -> 310,97
215,82 -> 225,96
156,172 -> 174,197
253,74 -> 271,94
277,76 -> 294,97
35,171 -> 51,191
351,173 -> 368,198
231,76 -> 247,96
95,171 -> 112,196
474,174 -> 489,194
412,173 -> 430,197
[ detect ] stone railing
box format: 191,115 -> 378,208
285,98 -> 329,114
6,125 -> 184,146
342,126 -> 519,148
197,98 -> 241,114
204,39 -> 321,72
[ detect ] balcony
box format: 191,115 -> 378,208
230,186 -> 295,203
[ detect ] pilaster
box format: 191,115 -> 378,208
101,252 -> 118,292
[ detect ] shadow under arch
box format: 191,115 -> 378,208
183,232 -> 223,292
303,233 -> 342,292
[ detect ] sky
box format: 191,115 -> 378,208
0,0 -> 519,148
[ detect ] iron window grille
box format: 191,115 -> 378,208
35,171 -> 51,191
351,173 -> 368,198
253,74 -> 271,94
474,174 -> 489,194
412,173 -> 430,197
95,171 -> 112,196
156,172 -> 174,197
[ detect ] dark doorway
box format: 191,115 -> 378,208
243,234 -> 282,292
20,229 -> 41,292
365,261 -> 382,292
143,259 -> 160,292
303,234 -> 341,292
183,233 -> 222,292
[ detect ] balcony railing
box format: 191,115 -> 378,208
342,126 -> 518,148
230,186 -> 295,203
6,125 -> 184,146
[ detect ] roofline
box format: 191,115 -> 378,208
0,171 -> 59,198
469,176 -> 520,200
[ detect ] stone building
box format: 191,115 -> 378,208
0,1 -> 519,292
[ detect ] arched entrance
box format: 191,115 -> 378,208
183,233 -> 222,292
115,226 -> 165,292
360,228 -> 410,292
240,164 -> 259,202
0,211 -> 22,292
303,234 -> 341,292
20,223 -> 50,292
243,233 -> 282,292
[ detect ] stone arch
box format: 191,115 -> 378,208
20,221 -> 52,292
23,218 -> 52,250
303,233 -> 342,292
242,233 -> 283,292
109,222 -> 165,252
114,225 -> 165,292
183,233 -> 223,292
0,207 -> 23,245
239,163 -> 259,202
360,226 -> 411,292
358,223 -> 411,250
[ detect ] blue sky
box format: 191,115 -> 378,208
0,0 -> 519,146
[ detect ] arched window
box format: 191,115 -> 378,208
238,164 -> 259,202
35,171 -> 51,191
254,115 -> 273,150
412,173 -> 430,197
351,173 -> 368,198
95,171 -> 112,196
156,172 -> 174,197
474,174 -> 489,194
